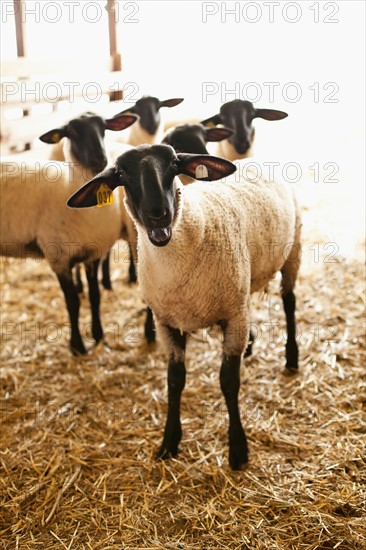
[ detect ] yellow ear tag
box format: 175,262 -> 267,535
206,121 -> 216,128
96,184 -> 114,207
195,164 -> 208,179
52,132 -> 60,143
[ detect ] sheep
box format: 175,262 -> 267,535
162,122 -> 233,184
114,122 -> 234,343
0,112 -> 138,355
201,99 -> 288,161
115,96 -> 184,146
67,143 -> 301,470
39,112 -> 136,291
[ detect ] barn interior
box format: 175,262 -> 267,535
1,1 -> 365,548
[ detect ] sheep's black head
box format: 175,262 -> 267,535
116,96 -> 184,136
67,144 -> 236,247
201,99 -> 288,155
39,112 -> 138,174
162,123 -> 233,155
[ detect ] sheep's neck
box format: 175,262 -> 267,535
128,121 -> 163,146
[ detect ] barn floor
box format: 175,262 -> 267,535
1,180 -> 365,549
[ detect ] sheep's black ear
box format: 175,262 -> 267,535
159,98 -> 184,108
205,126 -> 233,142
177,154 -> 236,181
254,109 -> 288,121
67,167 -> 122,209
105,113 -> 139,131
200,114 -> 221,128
39,127 -> 68,144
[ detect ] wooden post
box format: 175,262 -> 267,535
13,0 -> 31,149
106,0 -> 123,101
13,0 -> 26,57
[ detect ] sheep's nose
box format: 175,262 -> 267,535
145,209 -> 169,226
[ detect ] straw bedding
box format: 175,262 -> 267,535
1,187 -> 365,549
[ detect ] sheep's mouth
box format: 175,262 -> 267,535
147,226 -> 172,247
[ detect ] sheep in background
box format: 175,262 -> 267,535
115,96 -> 184,146
39,111 -> 137,291
201,99 -> 288,161
0,112 -> 137,355
68,144 -> 301,469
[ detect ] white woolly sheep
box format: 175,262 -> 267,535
112,121 -> 235,343
41,113 -> 136,291
68,144 -> 301,469
201,99 -> 288,161
0,112 -> 137,355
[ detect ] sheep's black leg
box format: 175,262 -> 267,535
144,307 -> 155,344
85,259 -> 104,344
74,264 -> 83,294
128,243 -> 137,284
220,354 -> 248,469
282,290 -> 298,372
101,252 -> 112,290
57,270 -> 86,355
155,328 -> 186,460
244,329 -> 255,357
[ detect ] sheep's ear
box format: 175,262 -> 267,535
176,154 -> 236,181
205,126 -> 233,142
254,109 -> 288,121
105,113 -> 139,131
39,127 -> 68,144
113,106 -> 137,116
67,167 -> 121,209
200,114 -> 221,128
159,98 -> 184,108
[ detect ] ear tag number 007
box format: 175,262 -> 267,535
96,184 -> 114,207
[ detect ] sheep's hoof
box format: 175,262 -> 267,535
285,363 -> 299,375
229,445 -> 249,470
154,445 -> 178,461
145,331 -> 156,345
70,342 -> 87,356
102,280 -> 113,291
92,327 -> 104,344
244,343 -> 252,358
128,273 -> 137,284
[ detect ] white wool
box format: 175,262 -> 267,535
0,153 -> 122,274
132,163 -> 300,356
128,119 -> 165,147
211,127 -> 256,161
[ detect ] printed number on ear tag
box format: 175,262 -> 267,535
96,184 -> 114,207
195,165 -> 208,179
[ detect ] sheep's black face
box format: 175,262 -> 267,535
219,100 -> 256,155
39,112 -> 138,175
202,100 -> 288,155
134,97 -> 162,136
163,124 -> 209,155
163,124 -> 234,156
67,114 -> 108,174
120,96 -> 184,136
117,145 -> 179,247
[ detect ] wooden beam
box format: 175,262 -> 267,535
106,0 -> 123,100
13,0 -> 26,57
